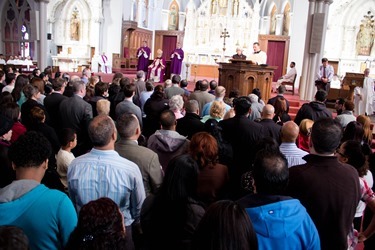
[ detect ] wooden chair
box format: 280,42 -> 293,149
129,58 -> 138,69
281,74 -> 297,95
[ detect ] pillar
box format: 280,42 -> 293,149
300,0 -> 316,100
275,14 -> 284,36
300,0 -> 333,101
37,0 -> 49,69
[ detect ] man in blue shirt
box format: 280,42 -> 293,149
68,114 -> 146,248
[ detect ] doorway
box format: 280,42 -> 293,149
267,41 -> 286,82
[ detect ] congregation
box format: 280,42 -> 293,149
1,63 -> 375,250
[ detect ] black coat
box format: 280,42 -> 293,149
176,113 -> 205,140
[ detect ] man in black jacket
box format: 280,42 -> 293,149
294,90 -> 332,125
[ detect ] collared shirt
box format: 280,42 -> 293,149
279,142 -> 308,168
316,65 -> 334,82
248,50 -> 267,64
67,148 -> 146,226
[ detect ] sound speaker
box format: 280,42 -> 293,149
47,33 -> 52,40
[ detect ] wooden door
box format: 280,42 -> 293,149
267,41 -> 285,82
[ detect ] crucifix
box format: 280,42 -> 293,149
220,28 -> 230,52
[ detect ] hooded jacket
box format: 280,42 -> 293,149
147,130 -> 189,171
294,101 -> 332,125
0,180 -> 77,250
238,195 -> 320,250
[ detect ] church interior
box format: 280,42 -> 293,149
2,1 -> 375,249
0,0 -> 374,101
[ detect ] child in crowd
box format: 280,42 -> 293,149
56,128 -> 76,190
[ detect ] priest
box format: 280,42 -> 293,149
137,41 -> 151,74
170,42 -> 184,77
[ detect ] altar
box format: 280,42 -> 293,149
218,60 -> 277,101
51,55 -> 90,72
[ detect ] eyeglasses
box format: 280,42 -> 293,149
335,150 -> 346,158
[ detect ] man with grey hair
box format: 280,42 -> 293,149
81,67 -> 91,84
59,80 -> 93,156
164,74 -> 185,99
115,113 -> 163,196
248,93 -> 262,121
189,79 -> 215,116
176,99 -> 205,139
232,47 -> 246,59
68,114 -> 145,249
201,86 -> 231,116
258,104 -> 281,143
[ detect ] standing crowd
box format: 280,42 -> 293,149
0,62 -> 375,250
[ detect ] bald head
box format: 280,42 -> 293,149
281,121 -> 299,142
215,86 -> 226,98
262,104 -> 275,119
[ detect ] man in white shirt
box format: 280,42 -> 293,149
315,57 -> 334,93
248,42 -> 267,65
276,62 -> 297,89
279,121 -> 308,168
354,68 -> 374,115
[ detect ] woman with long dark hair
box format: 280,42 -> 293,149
66,197 -> 126,250
141,154 -> 205,250
191,200 -> 258,250
336,140 -> 375,243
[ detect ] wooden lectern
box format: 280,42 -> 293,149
342,72 -> 364,101
218,59 -> 277,102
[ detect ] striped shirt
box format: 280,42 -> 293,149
280,142 -> 309,168
68,148 -> 146,226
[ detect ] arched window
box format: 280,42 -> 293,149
2,0 -> 33,59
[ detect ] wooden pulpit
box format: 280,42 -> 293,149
342,72 -> 364,101
218,60 -> 277,102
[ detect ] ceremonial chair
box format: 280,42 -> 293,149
281,74 -> 297,95
129,58 -> 138,69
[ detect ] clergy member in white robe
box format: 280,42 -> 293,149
248,42 -> 267,65
98,52 -> 112,73
354,68 -> 374,115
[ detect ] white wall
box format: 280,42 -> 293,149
288,0 -> 309,90
101,0 -> 123,58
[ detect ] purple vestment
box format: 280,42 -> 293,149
170,48 -> 184,75
137,46 -> 151,72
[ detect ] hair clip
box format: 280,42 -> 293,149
82,234 -> 94,242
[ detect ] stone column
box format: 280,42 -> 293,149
36,0 -> 49,69
275,14 -> 284,36
300,0 -> 333,101
300,0 -> 316,100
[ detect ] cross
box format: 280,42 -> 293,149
220,28 -> 230,52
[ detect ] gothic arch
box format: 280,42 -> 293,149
1,0 -> 34,58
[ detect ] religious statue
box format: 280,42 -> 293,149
70,10 -> 80,41
270,6 -> 277,35
356,12 -> 375,56
168,2 -> 178,30
283,6 -> 291,36
211,0 -> 218,15
219,0 -> 228,16
232,0 -> 239,16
